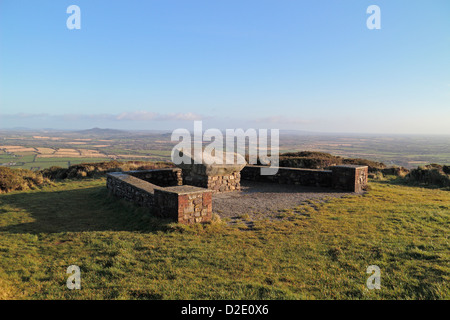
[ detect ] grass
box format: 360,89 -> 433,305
0,177 -> 448,299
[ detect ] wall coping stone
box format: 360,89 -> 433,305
106,172 -> 162,194
126,168 -> 181,174
159,185 -> 210,195
332,165 -> 369,169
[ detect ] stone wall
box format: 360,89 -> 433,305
330,165 -> 369,193
106,172 -> 160,209
155,186 -> 212,224
106,164 -> 368,225
241,165 -> 368,192
107,171 -> 212,224
183,171 -> 241,193
241,166 -> 333,188
176,150 -> 245,194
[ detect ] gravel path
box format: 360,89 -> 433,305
213,180 -> 356,221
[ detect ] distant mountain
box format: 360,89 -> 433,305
75,127 -> 127,135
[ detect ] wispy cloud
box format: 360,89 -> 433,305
1,111 -> 206,122
7,113 -> 50,119
251,115 -> 312,125
116,111 -> 204,121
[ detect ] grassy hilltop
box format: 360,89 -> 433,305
0,175 -> 448,299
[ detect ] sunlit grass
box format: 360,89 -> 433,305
0,178 -> 448,299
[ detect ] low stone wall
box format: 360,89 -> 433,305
184,171 -> 241,193
106,171 -> 212,224
107,164 -> 367,225
241,165 -> 368,192
106,172 -> 160,208
127,168 -> 182,187
155,186 -> 212,224
241,166 -> 332,188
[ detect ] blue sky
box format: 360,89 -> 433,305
1,0 -> 449,133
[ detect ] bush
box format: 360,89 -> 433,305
443,165 -> 450,175
278,151 -> 342,169
277,151 -> 388,172
405,164 -> 450,188
40,160 -> 174,180
0,166 -> 49,193
0,161 -> 175,193
369,171 -> 385,180
381,166 -> 410,177
342,158 -> 386,172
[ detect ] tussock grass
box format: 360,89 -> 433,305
0,167 -> 51,193
40,160 -> 173,180
404,164 -> 450,189
0,178 -> 448,299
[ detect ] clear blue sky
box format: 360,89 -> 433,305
1,0 -> 449,133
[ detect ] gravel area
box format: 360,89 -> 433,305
213,180 -> 356,221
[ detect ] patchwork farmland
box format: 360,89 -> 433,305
1,129 -> 449,171
0,130 -> 173,170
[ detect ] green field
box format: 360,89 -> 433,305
0,149 -> 169,170
0,177 -> 448,299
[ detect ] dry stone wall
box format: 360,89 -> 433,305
241,166 -> 333,188
241,165 -> 368,192
106,164 -> 368,225
183,171 -> 241,193
330,165 -> 369,192
106,172 -> 160,208
107,172 -> 212,224
155,186 -> 212,224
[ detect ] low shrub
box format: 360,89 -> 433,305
277,151 -> 387,172
381,166 -> 410,177
40,160 -> 174,180
0,166 -> 50,193
342,158 -> 386,172
278,151 -> 342,169
404,164 -> 450,189
369,171 -> 385,180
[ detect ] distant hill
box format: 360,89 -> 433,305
74,127 -> 127,135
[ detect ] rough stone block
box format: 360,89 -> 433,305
331,165 -> 368,192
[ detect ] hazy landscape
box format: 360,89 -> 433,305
1,128 -> 449,171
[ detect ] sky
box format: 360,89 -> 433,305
0,0 -> 449,134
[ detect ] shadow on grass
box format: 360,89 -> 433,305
0,185 -> 172,234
